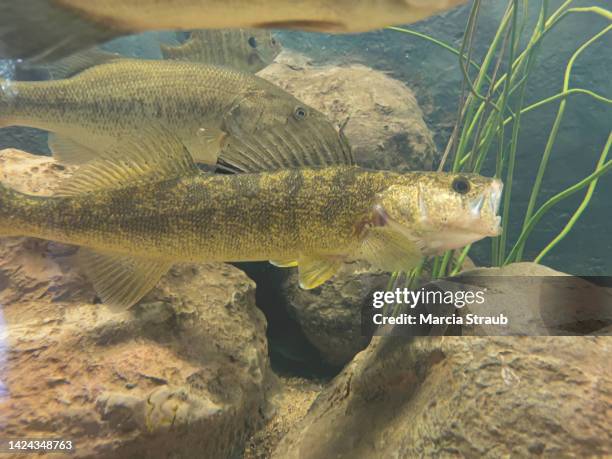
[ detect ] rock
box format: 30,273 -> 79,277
259,52 -> 437,171
443,262 -> 612,336
272,335 -> 612,458
244,376 -> 323,459
279,256 -> 476,366
280,264 -> 388,366
0,149 -> 272,458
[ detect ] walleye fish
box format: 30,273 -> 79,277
0,127 -> 502,310
161,29 -> 282,73
0,58 -> 350,165
0,0 -> 468,63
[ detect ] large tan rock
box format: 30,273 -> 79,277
272,264 -> 612,458
272,335 -> 611,458
259,52 -> 438,171
0,149 -> 272,459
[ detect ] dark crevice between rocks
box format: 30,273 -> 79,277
234,262 -> 341,380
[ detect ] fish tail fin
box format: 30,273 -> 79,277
0,0 -> 123,64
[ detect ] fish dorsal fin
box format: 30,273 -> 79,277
48,133 -> 104,164
356,226 -> 423,272
45,48 -> 123,79
160,32 -> 199,60
78,249 -> 172,311
55,131 -> 199,196
297,255 -> 341,289
217,119 -> 354,173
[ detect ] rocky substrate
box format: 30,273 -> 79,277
0,150 -> 272,458
271,335 -> 611,458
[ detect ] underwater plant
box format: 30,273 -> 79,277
385,0 -> 611,295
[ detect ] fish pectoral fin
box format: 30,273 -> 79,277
55,130 -> 199,196
183,128 -> 227,165
356,227 -> 423,272
48,133 -> 104,165
297,256 -> 341,290
78,249 -> 172,311
269,258 -> 298,268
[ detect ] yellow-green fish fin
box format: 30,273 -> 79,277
0,1 -> 122,63
48,133 -> 104,165
78,249 -> 171,311
269,258 -> 298,268
297,256 -> 341,290
218,121 -> 353,173
44,48 -> 123,79
55,133 -> 198,196
182,127 -> 227,165
356,227 -> 423,272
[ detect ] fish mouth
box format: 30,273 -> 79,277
488,179 -> 503,236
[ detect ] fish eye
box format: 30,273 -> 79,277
248,37 -> 258,48
451,176 -> 471,194
293,106 -> 308,120
271,37 -> 277,45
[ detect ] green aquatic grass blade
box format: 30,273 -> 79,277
517,24 -> 612,260
505,157 -> 612,264
390,0 -> 610,282
534,132 -> 611,263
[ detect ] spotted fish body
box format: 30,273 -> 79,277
0,59 -> 346,166
161,29 -> 282,73
0,0 -> 468,62
1,166 -> 391,262
0,125 -> 502,310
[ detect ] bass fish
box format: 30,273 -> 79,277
0,128 -> 502,310
0,0 -> 468,63
0,58 -> 350,165
161,29 -> 282,73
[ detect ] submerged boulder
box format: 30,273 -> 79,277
259,51 -> 438,171
0,149 -> 272,459
280,265 -> 388,367
271,263 -> 612,458
272,335 -> 611,458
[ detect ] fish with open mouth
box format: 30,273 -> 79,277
0,0 -> 467,63
0,125 -> 502,310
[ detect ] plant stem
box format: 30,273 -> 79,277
505,158 -> 612,264
517,24 -> 612,260
534,132 -> 612,262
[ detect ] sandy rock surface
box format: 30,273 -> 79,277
0,149 -> 272,459
272,263 -> 612,458
259,51 -> 437,171
272,334 -> 612,458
